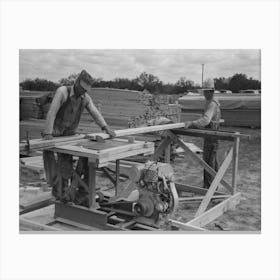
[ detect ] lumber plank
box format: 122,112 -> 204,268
169,220 -> 205,231
20,192 -> 54,214
98,141 -> 152,157
115,160 -> 120,195
176,141 -> 202,154
98,146 -> 154,165
20,217 -> 60,231
172,128 -> 250,140
188,192 -> 241,228
55,217 -> 101,231
50,145 -> 100,160
232,133 -> 240,194
164,142 -> 171,163
195,148 -> 233,217
88,162 -> 97,209
167,131 -> 233,193
50,144 -> 154,166
87,123 -> 185,140
179,195 -> 230,202
175,183 -> 226,196
20,134 -> 85,152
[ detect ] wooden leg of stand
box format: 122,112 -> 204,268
164,143 -> 171,163
232,135 -> 240,194
88,162 -> 97,209
115,160 -> 120,196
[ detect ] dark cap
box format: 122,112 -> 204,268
75,70 -> 95,87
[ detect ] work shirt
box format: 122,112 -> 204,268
192,98 -> 221,129
44,86 -> 107,135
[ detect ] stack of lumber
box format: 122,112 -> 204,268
20,91 -> 53,120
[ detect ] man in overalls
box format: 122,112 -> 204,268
42,70 -> 116,205
185,87 -> 221,189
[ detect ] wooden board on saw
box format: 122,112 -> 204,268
87,123 -> 185,140
20,119 -> 114,141
50,139 -> 154,166
20,134 -> 86,152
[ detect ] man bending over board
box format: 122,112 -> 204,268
42,70 -> 116,205
185,83 -> 221,189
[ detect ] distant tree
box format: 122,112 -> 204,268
110,78 -> 142,91
161,83 -> 175,94
214,77 -> 229,90
246,77 -> 261,90
214,74 -> 261,92
228,73 -> 249,92
228,73 -> 261,92
135,72 -> 163,93
172,77 -> 195,94
20,78 -> 59,91
58,73 -> 79,86
21,72 -> 260,95
91,78 -> 104,87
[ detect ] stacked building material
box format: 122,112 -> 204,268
20,96 -> 42,119
20,91 -> 53,120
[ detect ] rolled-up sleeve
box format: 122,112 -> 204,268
43,88 -> 66,135
192,102 -> 216,128
85,94 -> 107,128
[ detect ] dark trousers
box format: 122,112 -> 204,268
43,151 -> 89,205
203,137 -> 219,189
43,151 -> 73,199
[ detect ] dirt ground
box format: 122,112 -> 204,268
20,126 -> 261,231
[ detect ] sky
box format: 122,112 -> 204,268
19,49 -> 261,85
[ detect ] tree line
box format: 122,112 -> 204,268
20,72 -> 261,94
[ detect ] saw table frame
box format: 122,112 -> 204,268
20,123 -> 249,231
43,138 -> 154,228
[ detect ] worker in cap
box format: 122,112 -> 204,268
185,79 -> 221,189
42,70 -> 116,205
42,69 -> 115,138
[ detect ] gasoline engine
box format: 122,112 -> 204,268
98,160 -> 179,227
132,161 -> 178,224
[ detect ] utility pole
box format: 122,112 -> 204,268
201,63 -> 204,88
